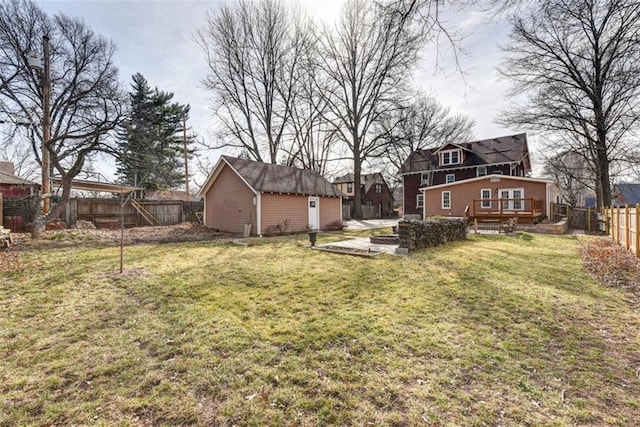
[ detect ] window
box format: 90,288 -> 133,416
375,184 -> 382,193
477,166 -> 487,177
421,172 -> 431,185
366,200 -> 373,206
446,174 -> 455,183
416,194 -> 424,208
451,151 -> 459,164
442,191 -> 451,209
347,183 -> 353,193
440,149 -> 461,166
481,188 -> 492,209
499,188 -> 524,211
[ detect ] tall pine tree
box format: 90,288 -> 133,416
117,73 -> 191,191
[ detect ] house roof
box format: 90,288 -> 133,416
51,177 -> 141,194
421,174 -> 557,192
0,170 -> 39,186
198,156 -> 345,198
613,183 -> 640,206
400,133 -> 531,175
333,172 -> 386,194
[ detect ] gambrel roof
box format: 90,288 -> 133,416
400,133 -> 531,175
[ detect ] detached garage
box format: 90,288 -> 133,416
197,156 -> 344,236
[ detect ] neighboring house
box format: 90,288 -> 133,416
422,174 -> 561,222
0,162 -> 40,232
400,133 -> 532,219
0,162 -> 39,198
332,172 -> 394,218
198,156 -> 344,235
612,183 -> 640,207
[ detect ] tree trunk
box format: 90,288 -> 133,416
30,176 -> 73,238
352,158 -> 363,220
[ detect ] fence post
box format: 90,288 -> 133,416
587,207 -> 591,232
636,204 -> 640,257
625,205 -> 631,250
616,206 -> 620,244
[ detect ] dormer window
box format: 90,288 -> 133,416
440,149 -> 461,166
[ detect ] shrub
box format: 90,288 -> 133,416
323,220 -> 344,231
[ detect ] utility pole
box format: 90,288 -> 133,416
42,35 -> 51,215
182,113 -> 190,201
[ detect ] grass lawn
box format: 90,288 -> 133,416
1,231 -> 639,426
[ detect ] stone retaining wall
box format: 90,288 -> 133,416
398,218 -> 467,252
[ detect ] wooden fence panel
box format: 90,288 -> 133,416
606,205 -> 639,257
72,198 -> 200,227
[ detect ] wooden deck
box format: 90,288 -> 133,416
467,198 -> 544,223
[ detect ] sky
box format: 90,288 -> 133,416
37,0 -> 525,186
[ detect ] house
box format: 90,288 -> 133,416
422,174 -> 561,223
400,133 -> 532,219
0,162 -> 40,232
197,156 -> 344,235
612,183 -> 640,207
0,162 -> 39,198
332,172 -> 394,219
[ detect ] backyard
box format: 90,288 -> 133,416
1,228 -> 639,426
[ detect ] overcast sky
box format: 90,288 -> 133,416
38,0 -> 526,183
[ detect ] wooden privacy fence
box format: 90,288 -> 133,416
550,203 -> 604,232
69,198 -> 203,228
605,205 -> 640,257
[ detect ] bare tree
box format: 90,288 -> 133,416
542,148 -> 594,207
498,0 -> 640,209
0,0 -> 126,237
196,0 -> 312,164
278,29 -> 336,176
317,0 -> 426,219
377,92 -> 475,180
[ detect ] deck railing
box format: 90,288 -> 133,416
470,198 -> 544,219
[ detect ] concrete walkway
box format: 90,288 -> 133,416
317,236 -> 400,255
343,219 -> 398,230
318,219 -> 400,255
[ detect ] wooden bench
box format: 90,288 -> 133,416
499,217 -> 518,234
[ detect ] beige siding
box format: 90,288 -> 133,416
260,193 -> 308,233
204,164 -> 256,234
319,197 -> 341,228
260,194 -> 342,234
424,177 -> 548,217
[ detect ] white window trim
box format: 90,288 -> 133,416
442,191 -> 451,209
446,174 -> 455,183
480,188 -> 492,209
440,149 -> 461,166
498,187 -> 525,211
477,166 -> 487,177
416,193 -> 424,208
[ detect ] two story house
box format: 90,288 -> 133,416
400,133 -> 532,219
333,172 -> 394,219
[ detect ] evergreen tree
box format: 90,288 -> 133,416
116,73 -> 191,191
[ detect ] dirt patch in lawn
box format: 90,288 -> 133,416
6,223 -> 231,251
